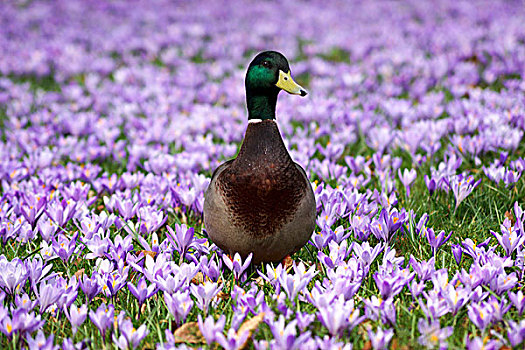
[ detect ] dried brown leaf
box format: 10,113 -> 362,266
74,268 -> 85,280
362,340 -> 372,350
282,256 -> 294,271
217,291 -> 230,300
391,338 -> 399,350
191,272 -> 204,285
140,250 -> 156,259
254,276 -> 265,288
94,296 -> 107,304
236,313 -> 265,350
504,210 -> 515,225
173,322 -> 204,344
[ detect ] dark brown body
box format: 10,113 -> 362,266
203,120 -> 316,264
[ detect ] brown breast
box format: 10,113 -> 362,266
216,120 -> 307,238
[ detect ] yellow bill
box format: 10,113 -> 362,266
275,70 -> 308,96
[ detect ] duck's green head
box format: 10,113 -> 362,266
245,51 -> 307,120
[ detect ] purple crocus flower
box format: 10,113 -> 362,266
351,213 -> 372,241
62,338 -> 87,350
409,256 -> 435,282
81,272 -> 102,303
296,311 -> 315,332
353,241 -> 383,273
78,216 -> 101,240
442,284 -> 470,315
278,263 -> 317,302
84,233 -> 109,259
105,234 -> 133,263
419,291 -> 449,320
258,263 -> 284,289
3,308 -> 45,339
66,304 -> 88,335
461,238 -> 491,260
486,295 -> 510,322
509,290 -> 525,315
20,193 -> 47,228
37,217 -> 58,243
490,217 -> 525,256
467,302 -> 493,332
231,284 -> 263,316
89,303 -> 114,341
503,168 -> 521,187
0,256 -> 28,295
267,315 -> 311,350
113,317 -> 149,350
127,277 -> 157,318
449,173 -> 481,211
57,276 -> 79,310
155,272 -> 187,294
166,223 -> 195,264
398,168 -> 417,198
99,173 -> 120,194
373,265 -> 413,300
216,327 -> 251,350
15,293 -> 36,311
491,271 -> 517,295
309,229 -> 333,250
317,295 -> 363,336
26,256 -> 55,293
368,327 -> 394,350
507,319 -> 525,348
425,228 -> 452,256
189,281 -> 221,314
26,330 -> 58,350
363,296 -> 396,326
466,336 -> 501,350
137,233 -> 160,256
222,253 -> 252,281
318,239 -> 353,269
514,201 -> 524,233
0,315 -> 15,339
409,280 -> 425,299
52,232 -> 78,262
424,175 -> 437,196
198,314 -> 226,345
46,198 -> 78,228
114,197 -> 140,220
200,256 -> 222,282
451,244 -> 463,265
370,208 -> 406,243
430,268 -> 449,291
164,291 -> 193,325
137,207 -> 167,235
37,280 -> 64,313
101,269 -> 129,298
417,318 -> 453,349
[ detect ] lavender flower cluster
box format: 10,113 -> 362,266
0,0 -> 524,349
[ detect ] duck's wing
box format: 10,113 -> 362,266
210,159 -> 234,182
294,162 -> 310,182
202,159 -> 234,227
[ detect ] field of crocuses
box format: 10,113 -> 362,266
1,0 -> 525,349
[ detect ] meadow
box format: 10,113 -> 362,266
0,0 -> 524,349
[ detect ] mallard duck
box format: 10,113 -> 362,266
203,51 -> 316,264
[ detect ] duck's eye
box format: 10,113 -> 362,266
262,61 -> 271,68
